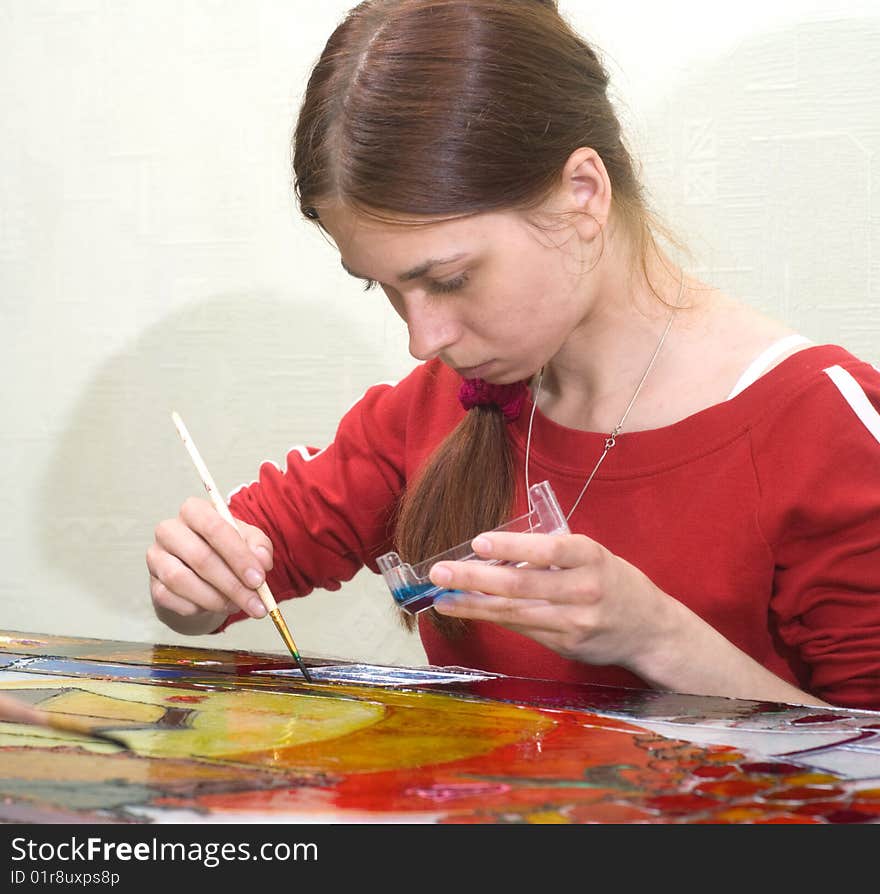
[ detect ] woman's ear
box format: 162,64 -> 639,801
556,146 -> 612,244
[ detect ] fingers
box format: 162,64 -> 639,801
431,562 -> 556,602
425,534 -> 607,630
148,525 -> 266,619
429,547 -> 601,608
434,589 -> 556,627
149,570 -> 237,618
148,498 -> 274,619
237,520 -> 274,573
179,497 -> 272,588
248,541 -> 274,573
427,532 -> 646,667
470,531 -> 604,571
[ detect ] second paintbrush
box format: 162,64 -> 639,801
171,411 -> 314,683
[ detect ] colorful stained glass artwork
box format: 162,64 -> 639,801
1,629 -> 878,824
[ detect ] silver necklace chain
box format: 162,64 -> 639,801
525,272 -> 686,519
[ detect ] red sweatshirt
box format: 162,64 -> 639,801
224,345 -> 880,710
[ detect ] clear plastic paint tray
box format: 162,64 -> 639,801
377,480 -> 570,615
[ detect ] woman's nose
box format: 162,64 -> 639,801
404,297 -> 460,362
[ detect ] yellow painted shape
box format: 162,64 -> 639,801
130,691 -> 387,759
0,678 -> 386,759
0,677 -> 555,772
40,690 -> 166,723
526,810 -> 570,824
707,751 -> 744,763
782,772 -> 840,786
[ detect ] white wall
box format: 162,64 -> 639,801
2,0 -> 878,665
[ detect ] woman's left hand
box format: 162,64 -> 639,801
428,531 -> 677,672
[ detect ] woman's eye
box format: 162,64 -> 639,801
428,273 -> 469,294
362,274 -> 469,294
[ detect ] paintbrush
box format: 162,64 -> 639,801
0,692 -> 129,748
171,411 -> 314,683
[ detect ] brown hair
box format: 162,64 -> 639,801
292,0 -> 688,633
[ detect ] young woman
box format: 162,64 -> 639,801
146,0 -> 880,710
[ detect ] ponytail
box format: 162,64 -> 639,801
393,404 -> 515,634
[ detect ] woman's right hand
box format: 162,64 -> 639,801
146,497 -> 275,635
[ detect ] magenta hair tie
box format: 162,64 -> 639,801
457,377 -> 528,423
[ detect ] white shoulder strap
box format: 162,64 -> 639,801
726,334 -> 813,400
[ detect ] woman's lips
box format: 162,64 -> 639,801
455,360 -> 495,379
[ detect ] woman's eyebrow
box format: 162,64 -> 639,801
340,253 -> 468,282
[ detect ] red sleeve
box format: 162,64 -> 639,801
214,360 -> 463,633
752,358 -> 880,709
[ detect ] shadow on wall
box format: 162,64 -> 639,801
639,18 -> 879,363
35,289 -> 405,642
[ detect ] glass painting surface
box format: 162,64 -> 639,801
1,631 -> 878,824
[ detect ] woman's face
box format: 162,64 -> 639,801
317,203 -> 594,384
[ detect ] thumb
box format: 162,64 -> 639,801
236,520 -> 274,572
